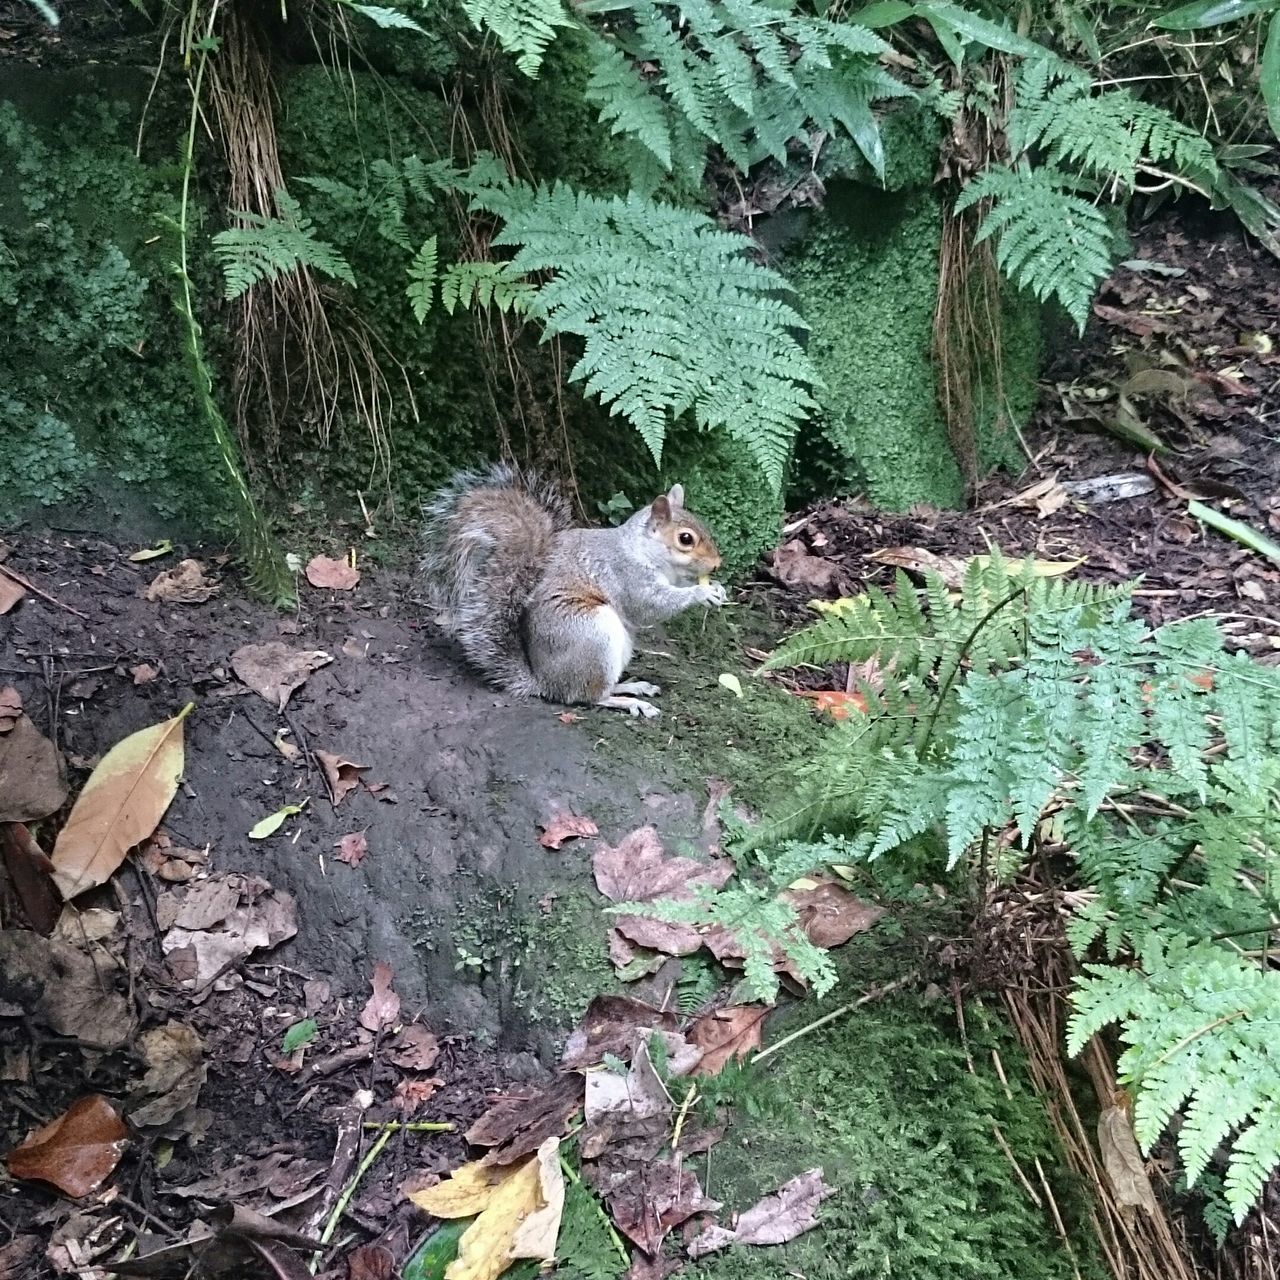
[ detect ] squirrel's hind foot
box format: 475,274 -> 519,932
612,680 -> 661,697
599,693 -> 660,718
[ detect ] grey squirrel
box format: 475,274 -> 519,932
420,464 -> 726,717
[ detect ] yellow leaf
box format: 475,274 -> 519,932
51,705 -> 192,901
410,1138 -> 564,1280
128,539 -> 173,563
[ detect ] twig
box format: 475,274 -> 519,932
361,1120 -> 455,1132
671,1084 -> 699,1151
0,563 -> 89,620
313,1127 -> 394,1270
752,972 -> 919,1066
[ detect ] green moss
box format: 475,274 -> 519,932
691,982 -> 1104,1280
0,91 -> 230,529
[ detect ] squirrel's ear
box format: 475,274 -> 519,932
650,495 -> 671,523
666,483 -> 684,507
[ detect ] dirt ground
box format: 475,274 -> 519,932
2,193 -> 1279,1279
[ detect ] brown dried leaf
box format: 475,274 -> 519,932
784,877 -> 885,949
52,906 -> 120,945
0,685 -> 22,732
561,996 -> 678,1070
0,928 -> 133,1049
767,539 -> 841,595
5,1094 -> 128,1198
231,641 -> 332,711
0,711 -> 68,824
538,813 -> 599,849
686,1167 -> 835,1257
393,1078 -> 442,1115
1098,1105 -> 1157,1215
334,832 -> 369,866
316,751 -> 368,807
305,554 -> 360,591
165,1151 -> 327,1201
465,1075 -> 584,1167
0,571 -> 25,614
688,1006 -> 768,1076
386,1024 -> 440,1071
582,1037 -> 672,1159
359,961 -> 401,1032
588,1149 -> 720,1256
128,1022 -> 206,1129
144,559 -> 219,604
49,706 -> 189,900
1,822 -> 60,935
131,663 -> 159,685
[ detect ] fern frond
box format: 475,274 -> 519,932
213,189 -> 355,301
460,0 -> 575,75
439,260 -> 538,315
406,236 -> 438,323
583,34 -> 673,169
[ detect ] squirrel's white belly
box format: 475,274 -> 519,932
594,604 -> 634,684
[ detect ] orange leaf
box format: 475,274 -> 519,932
796,690 -> 868,720
5,1095 -> 128,1197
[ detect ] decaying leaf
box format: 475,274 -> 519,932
138,834 -> 208,882
52,906 -> 120,945
593,827 -> 734,959
0,928 -> 133,1049
867,547 -> 1084,591
689,1006 -> 769,1076
1098,1105 -> 1158,1215
537,813 -> 599,850
0,571 -> 26,614
582,1037 -> 673,1160
387,1024 -> 441,1071
465,1076 -> 584,1167
0,685 -> 22,732
335,831 -> 369,866
5,1094 -> 129,1198
2,822 -> 60,935
249,803 -> 305,840
164,1150 -> 327,1202
131,662 -> 159,685
767,540 -> 841,595
359,961 -> 401,1032
0,709 -> 68,824
128,1022 -> 207,1129
560,996 -> 678,1071
588,1149 -> 720,1256
316,750 -> 368,807
160,874 -> 298,991
783,876 -> 885,948
395,1078 -> 443,1115
409,1137 -> 565,1280
685,1167 -> 835,1257
49,705 -> 190,900
305,554 -> 360,591
231,641 -> 332,711
145,559 -> 220,604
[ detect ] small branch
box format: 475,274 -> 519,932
361,1120 -> 455,1132
0,563 -> 89,620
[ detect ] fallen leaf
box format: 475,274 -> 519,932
1,823 -> 60,935
784,876 -> 885,948
4,1094 -> 128,1197
52,906 -> 120,945
282,1019 -> 319,1054
464,1076 -> 584,1167
409,1137 -> 564,1280
767,539 -> 841,594
139,836 -> 208,883
0,710 -> 68,823
796,689 -> 867,721
305,554 -> 360,591
231,641 -> 332,711
718,673 -> 743,698
249,803 -> 304,840
557,711 -> 582,724
347,1243 -> 395,1280
160,874 -> 298,991
868,547 -> 1084,591
165,1151 -> 327,1201
582,1037 -> 673,1159
0,932 -> 132,1048
335,832 -> 369,866
128,1022 -> 207,1129
394,1078 -> 442,1115
387,1024 -> 440,1071
129,539 -> 173,562
593,827 -> 733,958
273,729 -> 300,761
49,705 -> 191,900
0,572 -> 25,614
688,1006 -> 769,1076
359,961 -> 401,1032
685,1167 -> 835,1257
145,559 -> 219,604
588,1149 -> 720,1256
1098,1105 -> 1157,1215
316,751 -> 368,807
561,996 -> 678,1071
538,813 -> 598,850
131,663 -> 159,685
0,686 -> 21,731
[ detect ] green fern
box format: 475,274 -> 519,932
460,0 -> 575,75
212,189 -> 355,301
406,236 -> 438,322
456,177 -> 819,488
954,166 -> 1116,332
439,260 -> 539,315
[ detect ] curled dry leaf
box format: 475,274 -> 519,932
128,1022 -> 207,1129
387,1024 -> 440,1071
537,813 -> 599,850
393,1078 -> 443,1115
145,559 -> 219,604
1,822 -> 60,936
409,1137 -> 565,1280
0,570 -> 26,614
0,709 -> 68,824
131,663 -> 159,685
686,1167 -> 835,1257
49,704 -> 191,900
334,832 -> 369,866
783,877 -> 885,949
4,1094 -> 129,1198
1098,1105 -> 1158,1215
359,961 -> 401,1032
52,906 -> 120,945
316,751 -> 368,807
231,641 -> 332,711
465,1075 -> 584,1168
767,539 -> 841,595
560,995 -> 678,1071
305,554 -> 360,591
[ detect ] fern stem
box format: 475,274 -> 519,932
1149,1009 -> 1248,1069
752,972 -> 919,1067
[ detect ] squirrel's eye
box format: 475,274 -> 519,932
678,530 -> 696,549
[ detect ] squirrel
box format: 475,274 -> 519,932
420,463 -> 727,718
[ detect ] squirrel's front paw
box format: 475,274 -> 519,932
628,699 -> 661,718
695,581 -> 727,607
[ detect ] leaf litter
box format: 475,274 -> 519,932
231,640 -> 332,710
5,1094 -> 129,1198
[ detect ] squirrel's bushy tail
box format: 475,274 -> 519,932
420,463 -> 571,697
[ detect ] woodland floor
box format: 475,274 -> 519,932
1,202 -> 1279,1279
